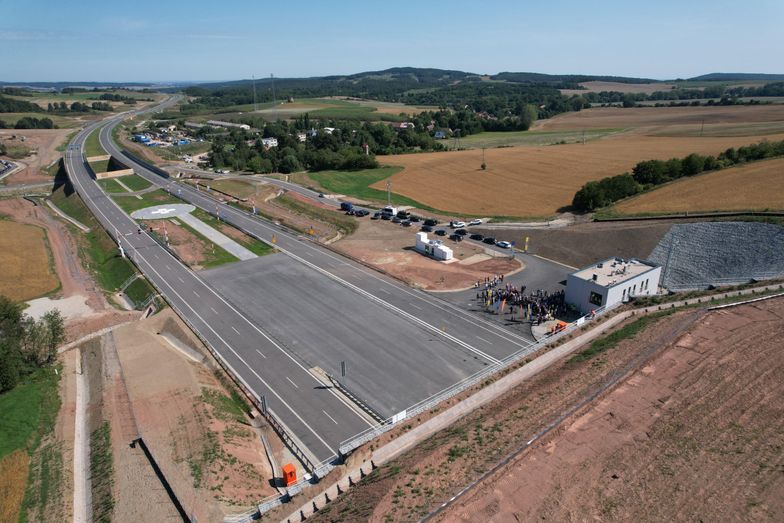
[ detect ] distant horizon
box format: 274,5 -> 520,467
4,0 -> 783,83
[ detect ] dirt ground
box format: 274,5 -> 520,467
308,306 -> 707,522
440,298 -> 784,522
96,310 -> 276,522
335,218 -> 521,290
376,131 -> 784,217
0,198 -> 135,338
475,219 -> 675,269
142,217 -> 217,270
612,156 -> 784,214
0,129 -> 72,185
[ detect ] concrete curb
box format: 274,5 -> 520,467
46,198 -> 91,233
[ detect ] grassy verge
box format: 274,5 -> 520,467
96,178 -> 125,193
51,185 -> 137,294
175,219 -> 240,269
56,129 -> 79,152
275,193 -> 358,235
3,143 -> 33,159
123,277 -> 156,306
115,174 -> 151,191
89,159 -> 111,173
306,167 -> 420,207
84,128 -> 105,157
111,188 -> 180,214
89,421 -> 114,523
191,208 -> 275,256
569,310 -> 673,363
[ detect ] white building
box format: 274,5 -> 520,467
415,232 -> 453,261
261,137 -> 278,148
206,120 -> 251,131
565,257 -> 661,314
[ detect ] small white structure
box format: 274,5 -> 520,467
565,257 -> 661,314
261,137 -> 278,148
415,232 -> 453,261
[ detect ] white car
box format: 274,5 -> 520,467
450,221 -> 466,228
468,219 -> 482,226
496,240 -> 512,249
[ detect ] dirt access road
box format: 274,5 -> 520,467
0,129 -> 72,185
438,297 -> 784,522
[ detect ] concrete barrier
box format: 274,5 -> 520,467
86,154 -> 111,162
96,168 -> 134,179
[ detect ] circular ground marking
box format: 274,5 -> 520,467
130,203 -> 195,220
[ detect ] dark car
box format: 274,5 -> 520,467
392,216 -> 402,223
381,213 -> 391,220
409,215 -> 421,223
455,228 -> 468,236
424,218 -> 438,226
483,237 -> 497,244
354,209 -> 369,217
371,212 -> 381,220
421,225 -> 433,232
401,220 -> 412,227
435,229 -> 447,236
397,210 -> 410,219
449,233 -> 464,242
470,233 -> 484,241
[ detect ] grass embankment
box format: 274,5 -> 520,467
0,367 -> 62,522
176,218 -> 240,268
306,166 -> 429,210
50,185 -> 154,306
2,143 -> 33,159
274,194 -> 358,236
89,422 -> 114,522
97,174 -> 152,194
192,208 -> 274,257
569,311 -> 673,363
84,128 -> 105,157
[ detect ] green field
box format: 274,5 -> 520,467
0,112 -> 79,128
191,208 -> 274,257
123,277 -> 156,306
0,367 -> 61,460
306,166 -> 427,207
111,189 -> 180,214
89,159 -> 110,173
96,178 -> 126,193
115,174 -> 151,191
84,128 -> 105,157
453,128 -> 622,149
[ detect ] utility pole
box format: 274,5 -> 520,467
252,74 -> 257,112
270,73 -> 277,121
386,180 -> 392,206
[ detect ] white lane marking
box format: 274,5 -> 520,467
323,410 -> 339,425
476,335 -> 492,345
232,326 -> 240,335
210,307 -> 218,314
286,376 -> 299,389
178,276 -> 184,283
255,348 -> 266,359
153,253 -> 159,259
378,288 -> 390,294
193,290 -> 200,297
165,265 -> 171,271
410,303 -> 423,311
304,251 -> 314,257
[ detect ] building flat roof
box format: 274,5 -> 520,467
571,257 -> 658,287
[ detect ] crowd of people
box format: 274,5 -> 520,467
475,283 -> 567,325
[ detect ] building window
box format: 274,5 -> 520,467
589,291 -> 603,306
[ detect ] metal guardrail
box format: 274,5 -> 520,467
338,302 -> 621,455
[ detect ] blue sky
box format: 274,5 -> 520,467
2,0 -> 783,82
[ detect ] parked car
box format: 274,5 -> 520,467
392,216 -> 402,223
470,233 -> 484,241
397,210 -> 410,219
409,215 -> 421,223
468,219 -> 482,226
424,218 -> 438,226
449,233 -> 464,242
455,228 -> 468,236
401,220 -> 412,227
371,212 -> 381,220
435,229 -> 447,236
483,237 -> 497,244
496,240 -> 512,249
450,221 -> 466,228
381,214 -> 391,220
421,225 -> 433,232
354,209 -> 369,217
340,201 -> 354,212
318,193 -> 324,198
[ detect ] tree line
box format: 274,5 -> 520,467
46,101 -> 114,113
0,117 -> 55,129
575,82 -> 784,107
0,296 -> 65,393
572,139 -> 784,212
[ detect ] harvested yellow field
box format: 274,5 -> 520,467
0,450 -> 29,523
560,80 -> 676,96
0,220 -> 59,301
613,157 -> 784,214
375,133 -> 784,217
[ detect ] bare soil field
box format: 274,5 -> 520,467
533,104 -> 784,133
0,219 -> 59,301
0,129 -> 72,185
308,307 -> 706,522
612,157 -> 784,214
560,81 -> 676,96
376,132 -> 784,217
439,298 -> 784,522
105,311 -> 275,521
335,219 -> 521,290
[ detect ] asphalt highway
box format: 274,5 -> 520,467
65,107 -> 376,468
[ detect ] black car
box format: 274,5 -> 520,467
392,216 -> 402,223
449,233 -> 464,242
470,233 -> 484,241
371,212 -> 381,220
483,237 -> 496,244
401,220 -> 412,227
424,218 -> 438,226
381,214 -> 391,220
354,209 -> 369,217
421,225 -> 433,232
396,210 -> 410,219
409,215 -> 421,223
435,229 -> 447,236
455,228 -> 468,236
